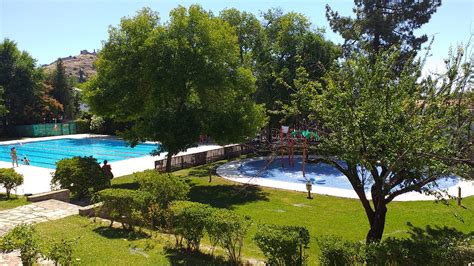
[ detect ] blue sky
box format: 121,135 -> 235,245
1,0 -> 473,74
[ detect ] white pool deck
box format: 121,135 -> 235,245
0,134 -> 224,195
217,157 -> 474,202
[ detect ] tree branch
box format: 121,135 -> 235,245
385,176 -> 437,203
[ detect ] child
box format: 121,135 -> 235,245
22,156 -> 30,165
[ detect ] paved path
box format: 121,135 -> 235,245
0,199 -> 80,236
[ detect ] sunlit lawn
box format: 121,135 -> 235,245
0,194 -> 28,211
36,161 -> 474,265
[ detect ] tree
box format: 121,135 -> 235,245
251,9 -> 338,129
0,39 -> 44,126
85,6 -> 265,172
311,48 -> 472,243
0,168 -> 24,198
219,8 -> 265,67
326,0 -> 441,60
50,59 -> 77,120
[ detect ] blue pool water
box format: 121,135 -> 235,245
239,157 -> 459,191
0,138 -> 160,169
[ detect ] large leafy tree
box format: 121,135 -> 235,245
326,0 -> 441,60
0,39 -> 53,127
312,48 -> 472,243
221,9 -> 339,131
85,6 -> 265,171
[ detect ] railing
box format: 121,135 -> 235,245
154,144 -> 251,172
12,122 -> 77,137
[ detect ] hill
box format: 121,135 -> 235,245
42,50 -> 97,82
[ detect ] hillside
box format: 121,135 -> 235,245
43,50 -> 97,82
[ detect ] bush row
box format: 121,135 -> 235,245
170,200 -> 252,264
318,232 -> 474,265
93,171 -> 310,265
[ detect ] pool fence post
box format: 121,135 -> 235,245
209,167 -> 212,183
457,186 -> 462,206
306,181 -> 312,199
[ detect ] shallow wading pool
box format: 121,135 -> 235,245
217,156 -> 464,200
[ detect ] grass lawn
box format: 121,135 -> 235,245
0,194 -> 28,210
36,161 -> 474,265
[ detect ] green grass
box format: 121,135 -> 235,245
35,161 -> 474,265
35,215 -> 229,265
0,194 -> 28,210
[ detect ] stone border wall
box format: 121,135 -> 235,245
27,189 -> 70,203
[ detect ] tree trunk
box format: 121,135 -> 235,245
366,204 -> 387,243
166,153 -> 173,173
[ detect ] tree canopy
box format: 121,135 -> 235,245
326,0 -> 441,60
220,8 -> 340,129
49,59 -> 78,120
311,47 -> 473,242
0,39 -> 62,128
85,6 -> 265,171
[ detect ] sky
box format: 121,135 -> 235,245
1,0 -> 473,74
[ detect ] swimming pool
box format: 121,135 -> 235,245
0,138 -> 160,169
219,156 -> 459,192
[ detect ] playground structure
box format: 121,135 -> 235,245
252,125 -> 321,179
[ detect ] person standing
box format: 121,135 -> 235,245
102,160 -> 113,180
10,147 -> 19,167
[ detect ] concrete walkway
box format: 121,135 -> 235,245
0,199 -> 80,236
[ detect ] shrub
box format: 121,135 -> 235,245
318,229 -> 474,266
0,168 -> 23,198
94,188 -> 153,230
135,171 -> 189,208
316,235 -> 365,266
74,118 -> 90,133
0,224 -> 41,266
51,156 -> 109,199
89,115 -> 105,134
44,238 -> 78,266
254,224 -> 310,266
206,208 -> 252,264
170,201 -> 211,251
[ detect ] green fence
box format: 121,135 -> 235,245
12,122 -> 77,137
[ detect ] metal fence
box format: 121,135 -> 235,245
12,122 -> 77,137
154,144 -> 251,172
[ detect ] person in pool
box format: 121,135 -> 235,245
22,156 -> 30,165
10,147 -> 19,167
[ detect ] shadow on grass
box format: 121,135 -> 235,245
110,182 -> 140,190
0,195 -> 20,201
93,226 -> 149,240
186,161 -> 228,178
164,247 -> 230,266
189,184 -> 268,209
406,222 -> 474,242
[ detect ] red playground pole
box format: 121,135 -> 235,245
280,129 -> 284,168
302,138 -> 306,177
287,131 -> 291,167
